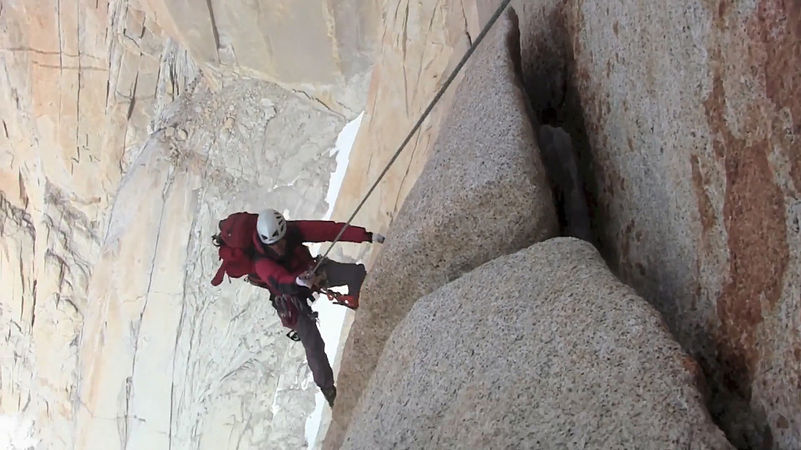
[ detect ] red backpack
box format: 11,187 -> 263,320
210,212 -> 259,286
210,212 -> 300,337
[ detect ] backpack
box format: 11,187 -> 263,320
210,212 -> 259,286
211,212 -> 312,342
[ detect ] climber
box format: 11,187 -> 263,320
209,208 -> 384,407
251,208 -> 383,304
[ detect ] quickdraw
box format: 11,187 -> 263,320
307,256 -> 359,310
318,287 -> 358,310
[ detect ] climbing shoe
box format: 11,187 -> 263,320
322,385 -> 337,407
337,294 -> 359,310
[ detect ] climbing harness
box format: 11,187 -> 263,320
283,289 -> 351,342
275,293 -> 320,341
310,0 -> 514,275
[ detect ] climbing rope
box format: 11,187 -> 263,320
311,0 -> 514,274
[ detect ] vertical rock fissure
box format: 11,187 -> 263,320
75,0 -> 82,172
123,165 -> 174,449
506,16 -> 594,245
204,0 -> 221,61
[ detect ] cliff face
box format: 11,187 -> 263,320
554,1 -> 801,447
3,0 -> 799,448
1,2 -> 199,446
328,0 -> 800,448
138,0 -> 383,117
0,0 -> 378,448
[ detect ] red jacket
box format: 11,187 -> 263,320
252,220 -> 373,295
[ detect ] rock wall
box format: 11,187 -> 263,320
139,0 -> 384,117
0,0 -> 375,448
442,1 -> 800,447
329,0 -> 800,447
1,1 -> 199,447
3,0 -> 798,447
555,1 -> 800,447
345,238 -> 732,449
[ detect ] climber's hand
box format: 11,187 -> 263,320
296,270 -> 315,288
373,233 -> 385,244
296,269 -> 324,288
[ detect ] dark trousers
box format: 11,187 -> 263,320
318,258 -> 367,298
295,259 -> 366,389
294,303 -> 335,390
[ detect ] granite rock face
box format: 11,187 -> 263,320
556,1 -> 801,447
0,0 -> 359,448
140,0 -> 384,116
458,1 -> 800,446
4,0 -> 799,447
325,11 -> 558,448
1,1 -> 199,447
344,238 -> 733,450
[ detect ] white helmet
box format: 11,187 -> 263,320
257,209 -> 287,244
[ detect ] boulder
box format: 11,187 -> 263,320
344,238 -> 733,449
326,10 -> 558,447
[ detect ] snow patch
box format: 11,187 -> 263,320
304,112 -> 364,448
